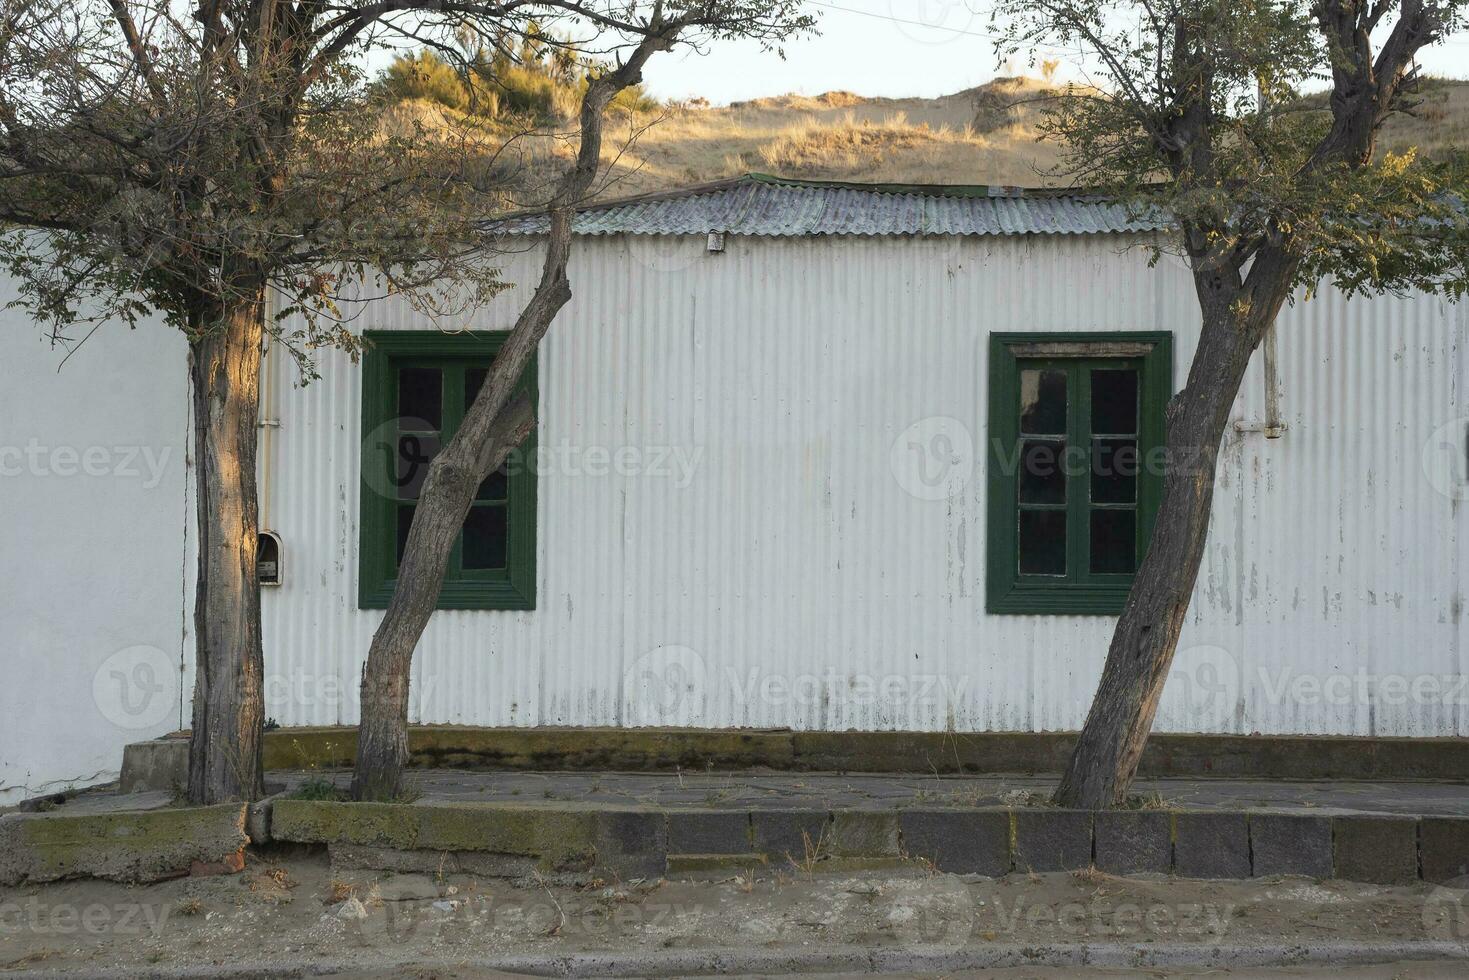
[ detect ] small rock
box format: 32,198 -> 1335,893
376,875 -> 441,902
432,900 -> 459,912
336,897 -> 368,921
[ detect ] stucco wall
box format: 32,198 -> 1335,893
0,287 -> 190,804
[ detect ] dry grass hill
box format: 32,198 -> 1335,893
382,74 -> 1469,204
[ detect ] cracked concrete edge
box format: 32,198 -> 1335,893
5,940 -> 1468,978
0,804 -> 248,886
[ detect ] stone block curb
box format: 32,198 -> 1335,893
1333,815 -> 1419,885
667,810 -> 752,854
1013,809 -> 1092,873
1421,817 -> 1469,882
1095,810 -> 1171,875
829,811 -> 899,857
0,804 -> 248,885
22,796 -> 1460,887
1173,812 -> 1251,879
898,809 -> 1010,875
1250,813 -> 1333,878
751,810 -> 831,866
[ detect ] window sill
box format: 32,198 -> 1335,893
358,579 -> 535,611
985,583 -> 1131,616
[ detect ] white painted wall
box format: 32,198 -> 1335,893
1,231 -> 1464,801
0,287 -> 191,804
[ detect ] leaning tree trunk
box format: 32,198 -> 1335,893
352,34 -> 674,801
1052,289 -> 1279,810
187,288 -> 268,804
352,220 -> 570,804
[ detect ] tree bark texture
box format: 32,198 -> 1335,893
187,287 -> 269,804
352,31 -> 677,801
1052,262 -> 1296,810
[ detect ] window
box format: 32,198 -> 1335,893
986,332 -> 1171,615
358,331 -> 536,610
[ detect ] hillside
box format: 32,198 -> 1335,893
382,74 -> 1469,205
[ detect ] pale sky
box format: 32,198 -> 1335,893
636,0 -> 1469,105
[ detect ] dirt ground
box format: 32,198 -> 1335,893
3,850 -> 1468,977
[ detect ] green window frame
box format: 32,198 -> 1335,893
986,332 -> 1172,615
358,330 -> 537,610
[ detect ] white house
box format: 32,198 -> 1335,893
3,174 -> 1466,803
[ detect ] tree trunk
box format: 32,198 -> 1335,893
352,393 -> 536,802
353,33 -> 674,801
1052,296 -> 1272,810
352,227 -> 568,804
187,288 -> 268,804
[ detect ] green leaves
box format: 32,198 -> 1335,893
991,0 -> 1469,302
0,0 -> 813,365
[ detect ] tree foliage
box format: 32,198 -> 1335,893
0,0 -> 810,372
375,43 -> 660,123
995,0 -> 1469,302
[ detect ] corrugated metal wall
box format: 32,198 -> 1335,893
261,232 -> 1468,736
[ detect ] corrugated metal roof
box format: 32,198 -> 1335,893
491,173 -> 1168,238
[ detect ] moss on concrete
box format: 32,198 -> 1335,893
0,804 -> 248,885
252,725 -> 1469,782
270,800 -> 629,873
261,726 -> 798,774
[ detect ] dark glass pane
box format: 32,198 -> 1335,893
1019,510 -> 1067,576
398,367 -> 442,429
1019,439 -> 1067,505
462,505 -> 508,570
395,505 -> 415,564
1090,509 -> 1137,574
1020,368 -> 1067,435
465,366 -> 488,412
477,463 -> 509,502
1091,438 -> 1139,504
1091,368 -> 1138,435
395,432 -> 440,500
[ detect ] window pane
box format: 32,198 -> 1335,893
1090,509 -> 1137,574
1092,438 -> 1139,504
395,432 -> 440,500
398,367 -> 442,429
396,505 -> 415,564
1020,368 -> 1067,435
477,463 -> 509,502
1019,510 -> 1067,576
463,505 -> 508,570
465,366 -> 489,412
1019,439 -> 1067,505
1091,368 -> 1138,435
